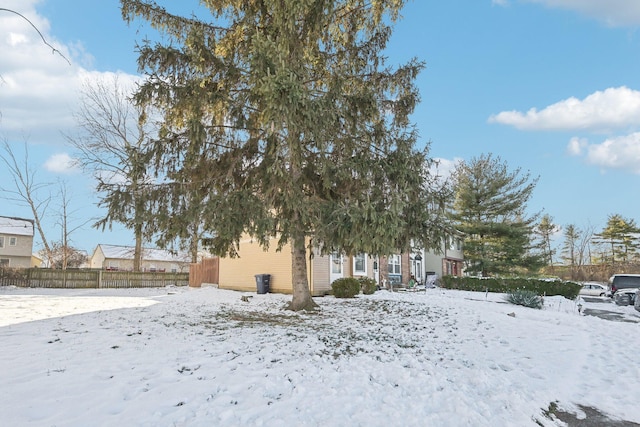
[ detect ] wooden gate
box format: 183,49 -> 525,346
189,257 -> 219,287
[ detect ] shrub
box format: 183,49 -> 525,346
358,277 -> 378,295
505,289 -> 543,309
331,277 -> 361,298
439,276 -> 581,300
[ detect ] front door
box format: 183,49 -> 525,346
330,252 -> 343,283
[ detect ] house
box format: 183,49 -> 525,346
90,244 -> 191,272
217,233 -> 463,295
31,253 -> 43,268
379,235 -> 464,287
217,235 -> 376,296
0,216 -> 35,268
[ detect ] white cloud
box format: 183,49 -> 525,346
0,2 -> 139,146
568,132 -> 640,174
566,137 -> 587,156
430,157 -> 462,182
492,0 -> 510,6
43,152 -> 78,174
488,87 -> 640,132
525,0 -> 640,27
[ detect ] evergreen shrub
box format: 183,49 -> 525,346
358,277 -> 378,295
505,289 -> 543,309
439,276 -> 581,300
331,277 -> 361,298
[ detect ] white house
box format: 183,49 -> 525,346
90,244 -> 191,272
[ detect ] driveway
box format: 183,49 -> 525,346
581,296 -> 640,323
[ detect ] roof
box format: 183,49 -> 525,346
96,244 -> 190,263
0,216 -> 34,237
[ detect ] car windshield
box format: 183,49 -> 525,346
613,275 -> 640,289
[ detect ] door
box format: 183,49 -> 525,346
330,252 -> 343,283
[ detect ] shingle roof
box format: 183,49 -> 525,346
97,244 -> 190,263
0,216 -> 34,237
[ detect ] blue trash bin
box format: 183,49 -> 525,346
255,274 -> 271,294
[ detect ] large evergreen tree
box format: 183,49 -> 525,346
450,154 -> 540,277
120,0 -> 449,310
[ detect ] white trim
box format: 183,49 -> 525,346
353,253 -> 367,276
9,236 -> 17,246
388,254 -> 401,275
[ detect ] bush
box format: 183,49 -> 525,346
331,277 -> 361,298
505,289 -> 543,309
358,277 -> 378,295
439,276 -> 581,300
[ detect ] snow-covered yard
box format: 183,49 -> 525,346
1,286 -> 638,427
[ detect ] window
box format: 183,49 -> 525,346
9,237 -> 17,246
0,258 -> 9,266
388,255 -> 401,275
353,253 -> 367,275
0,236 -> 4,248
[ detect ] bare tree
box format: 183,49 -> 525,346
0,139 -> 54,265
54,182 -> 92,269
65,76 -> 151,271
0,8 -> 69,64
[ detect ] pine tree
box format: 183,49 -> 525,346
534,214 -> 560,269
450,154 -> 540,277
593,214 -> 640,268
120,0 -> 449,310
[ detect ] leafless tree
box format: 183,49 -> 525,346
65,76 -> 151,271
0,139 -> 54,265
54,182 -> 92,269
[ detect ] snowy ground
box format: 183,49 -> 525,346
1,286 -> 639,427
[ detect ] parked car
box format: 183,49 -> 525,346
613,288 -> 638,306
609,274 -> 640,295
635,290 -> 640,312
578,283 -> 611,297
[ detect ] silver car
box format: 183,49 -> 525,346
634,289 -> 640,312
579,283 -> 611,297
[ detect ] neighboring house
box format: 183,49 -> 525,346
31,253 -> 43,268
0,216 -> 35,268
90,244 -> 191,272
218,233 -> 463,295
380,235 -> 464,287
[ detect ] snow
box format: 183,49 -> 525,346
0,216 -> 34,236
97,244 -> 191,263
1,286 -> 639,427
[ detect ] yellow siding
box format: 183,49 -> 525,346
219,236 -> 294,294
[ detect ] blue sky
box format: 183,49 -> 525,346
2,0 -> 640,256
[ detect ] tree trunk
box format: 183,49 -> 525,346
134,224 -> 142,272
190,225 -> 199,263
287,232 -> 318,311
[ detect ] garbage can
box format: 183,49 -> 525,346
255,274 -> 271,294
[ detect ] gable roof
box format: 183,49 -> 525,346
96,244 -> 190,263
0,216 -> 34,237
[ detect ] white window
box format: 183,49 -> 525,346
353,253 -> 367,275
388,255 -> 401,275
0,236 -> 4,248
9,237 -> 17,246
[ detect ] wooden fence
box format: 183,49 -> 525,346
189,257 -> 219,287
0,268 -> 189,289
